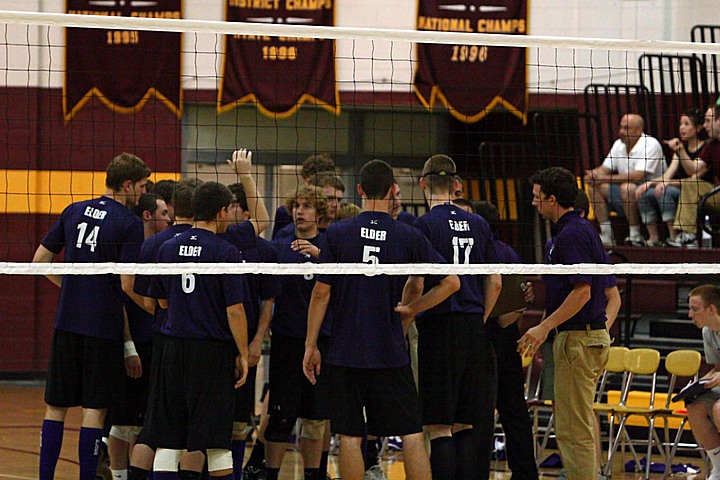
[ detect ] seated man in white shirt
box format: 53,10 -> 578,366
584,113 -> 666,246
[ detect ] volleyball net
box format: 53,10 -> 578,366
1,9 -> 720,278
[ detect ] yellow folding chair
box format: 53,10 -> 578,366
603,348 -> 661,479
655,350 -> 702,480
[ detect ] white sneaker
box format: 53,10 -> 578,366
364,465 -> 388,480
600,232 -> 614,247
666,231 -> 696,247
624,234 -> 647,247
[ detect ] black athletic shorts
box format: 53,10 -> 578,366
45,329 -> 125,409
268,333 -> 329,420
142,336 -> 236,451
416,312 -> 497,426
324,363 -> 422,437
110,340 -> 153,427
234,329 -> 258,423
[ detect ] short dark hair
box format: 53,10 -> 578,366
530,167 -> 578,209
472,200 -> 500,224
301,154 -> 335,180
133,193 -> 163,218
309,172 -> 346,193
574,189 -> 590,213
173,178 -> 203,219
227,183 -> 248,211
144,179 -> 155,193
153,179 -> 177,205
422,154 -> 457,194
284,186 -> 328,219
105,152 -> 151,191
689,284 -> 720,310
452,198 -> 474,213
192,182 -> 233,222
359,159 -> 395,200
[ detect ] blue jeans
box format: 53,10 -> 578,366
637,185 -> 680,224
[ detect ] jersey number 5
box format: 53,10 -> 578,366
452,237 -> 474,264
363,245 -> 380,264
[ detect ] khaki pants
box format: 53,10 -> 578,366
554,329 -> 610,480
674,178 -> 720,233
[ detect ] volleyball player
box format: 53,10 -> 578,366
108,193 -> 171,480
143,181 -> 250,480
303,159 -> 461,480
272,153 -> 336,238
127,178 -> 206,480
226,182 -> 281,480
265,187 -> 331,480
411,154 -> 502,480
32,153 -> 150,480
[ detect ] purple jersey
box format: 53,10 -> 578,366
396,210 -> 417,225
543,210 -> 609,327
41,196 -> 144,340
134,223 -> 193,333
272,234 -> 331,338
219,221 -> 257,251
413,204 -> 498,316
318,211 -> 447,369
272,205 -> 293,239
274,222 -> 295,240
151,228 -> 249,341
240,236 -> 281,330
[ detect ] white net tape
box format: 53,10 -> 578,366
4,262 -> 720,276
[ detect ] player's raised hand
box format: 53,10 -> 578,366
303,346 -> 322,385
234,354 -> 249,388
227,148 -> 253,175
291,239 -> 320,258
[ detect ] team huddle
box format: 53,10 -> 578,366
33,148 -> 614,480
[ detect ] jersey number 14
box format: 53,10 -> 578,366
452,237 -> 474,264
76,222 -> 100,252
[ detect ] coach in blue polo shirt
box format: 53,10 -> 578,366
519,167 -> 611,480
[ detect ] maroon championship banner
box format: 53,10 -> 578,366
64,0 -> 182,121
413,0 -> 527,123
219,0 -> 339,117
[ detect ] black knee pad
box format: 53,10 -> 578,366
264,416 -> 296,443
178,470 -> 203,480
127,467 -> 150,480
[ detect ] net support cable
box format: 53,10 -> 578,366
1,10 -> 719,55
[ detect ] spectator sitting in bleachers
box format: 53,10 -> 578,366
634,108 -> 707,246
584,113 -> 666,247
667,103 -> 720,247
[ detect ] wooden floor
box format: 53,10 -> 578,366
0,382 -> 707,479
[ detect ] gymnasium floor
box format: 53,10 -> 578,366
0,382 -> 705,479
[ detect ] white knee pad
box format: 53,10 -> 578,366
109,425 -> 141,443
153,448 -> 183,472
207,448 -> 233,472
300,419 -> 326,440
232,421 -> 248,438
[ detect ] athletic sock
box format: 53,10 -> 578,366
319,450 -> 330,479
207,475 -> 233,480
629,225 -> 642,237
128,466 -> 150,480
78,427 -> 103,480
39,419 -> 64,480
707,447 -> 720,479
453,429 -> 477,479
112,469 -> 129,480
600,222 -> 612,236
363,438 -> 379,471
245,440 -> 265,469
429,436 -> 456,480
303,468 -> 319,480
231,440 -> 246,480
265,467 -> 280,480
178,470 -> 203,480
153,473 -> 179,480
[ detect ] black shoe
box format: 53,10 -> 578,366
242,465 -> 267,480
